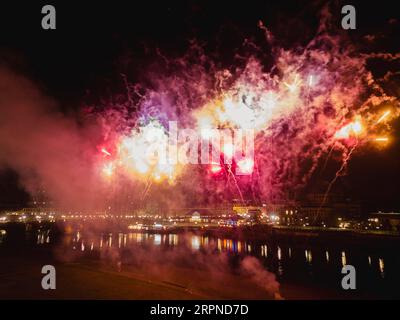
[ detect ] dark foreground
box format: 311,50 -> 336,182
0,245 -> 387,300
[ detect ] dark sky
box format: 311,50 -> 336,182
0,0 -> 399,210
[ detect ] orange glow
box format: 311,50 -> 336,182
375,137 -> 389,142
335,119 -> 363,139
376,110 -> 391,124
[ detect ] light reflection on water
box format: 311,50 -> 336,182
37,230 -> 50,244
379,258 -> 385,277
169,234 -> 178,246
341,251 -> 347,267
261,244 -> 268,257
22,229 -> 397,287
277,246 -> 282,261
54,230 -> 259,256
191,235 -> 200,250
305,249 -> 312,264
154,234 -> 161,246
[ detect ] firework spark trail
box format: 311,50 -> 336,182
228,166 -> 245,205
141,178 -> 153,201
101,148 -> 112,157
376,110 -> 391,124
95,43 -> 399,209
65,18 -> 400,209
321,144 -> 336,173
315,143 -> 359,223
220,163 -> 245,205
0,8 -> 398,212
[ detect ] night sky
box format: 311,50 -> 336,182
0,0 -> 399,211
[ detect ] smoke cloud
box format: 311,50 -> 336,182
0,65 -> 105,209
0,7 -> 399,211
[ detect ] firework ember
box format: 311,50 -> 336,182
90,31 -> 400,207
0,0 -> 400,303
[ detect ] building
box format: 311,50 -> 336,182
298,193 -> 361,226
368,212 -> 400,232
185,209 -> 213,224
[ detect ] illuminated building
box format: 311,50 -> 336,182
298,193 -> 361,226
368,212 -> 400,232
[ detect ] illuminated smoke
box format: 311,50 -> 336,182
94,27 -> 399,206
0,66 -> 107,209
240,256 -> 282,299
0,8 -> 399,210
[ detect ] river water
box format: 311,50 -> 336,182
1,226 -> 399,298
